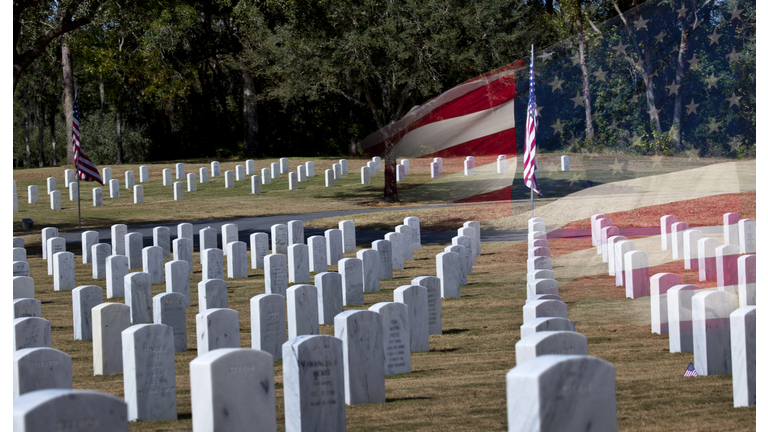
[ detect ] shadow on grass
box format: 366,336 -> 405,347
430,348 -> 460,353
385,396 -> 432,403
442,328 -> 469,334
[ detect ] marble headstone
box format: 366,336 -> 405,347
264,253 -> 288,297
122,323 -> 177,421
287,284 -> 320,339
250,294 -> 287,361
13,389 -> 128,431
315,272 -> 343,325
196,308 -> 241,356
153,292 -> 187,352
166,260 -> 191,306
334,310 -> 385,405
13,347 -> 73,397
72,285 -> 104,340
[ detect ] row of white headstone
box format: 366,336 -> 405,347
510,216 -> 618,432
12,216 -> 485,431
591,212 -> 756,408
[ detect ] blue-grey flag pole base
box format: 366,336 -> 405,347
77,176 -> 81,229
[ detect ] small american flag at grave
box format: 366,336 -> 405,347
683,362 -> 698,377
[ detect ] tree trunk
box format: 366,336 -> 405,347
61,35 -> 75,165
349,97 -> 358,155
575,1 -> 594,143
99,76 -> 105,109
671,22 -> 687,153
383,139 -> 399,202
37,103 -> 45,167
116,108 -> 123,164
23,104 -> 31,168
50,103 -> 57,165
241,70 -> 259,157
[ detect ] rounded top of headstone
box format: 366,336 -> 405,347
252,293 -> 286,302
369,301 -> 408,314
650,273 -> 681,284
333,309 -> 382,325
667,284 -> 701,294
121,322 -> 173,338
198,307 -> 239,319
730,305 -> 756,318
14,316 -> 49,326
516,330 -> 587,348
715,244 -> 739,255
155,291 -> 185,302
191,347 -> 273,367
525,294 -> 562,304
13,388 -> 128,423
13,346 -> 70,362
506,354 -> 613,378
723,212 -> 740,224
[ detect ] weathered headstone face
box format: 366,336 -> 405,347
369,302 -> 411,375
13,247 -> 27,262
403,216 -> 421,250
53,252 -> 76,291
122,323 -> 177,421
372,239 -> 393,279
125,170 -> 135,190
334,310 -> 385,405
325,168 -> 335,187
81,230 -> 99,264
506,355 -> 618,432
723,212 -> 739,246
527,278 -> 559,299
282,335 -> 346,432
13,347 -> 73,397
526,256 -> 552,273
624,250 -> 649,299
271,224 -> 289,255
396,225 -> 414,261
14,298 -> 42,319
288,172 -> 298,190
125,272 -> 153,324
730,306 -> 756,407
191,348 -> 277,432
109,179 -> 120,198
412,276 -> 442,335
287,285 -> 320,339
106,255 -> 129,298
288,244 -> 310,283
650,273 -> 681,335
236,164 -> 245,181
614,240 -> 636,286
63,168 -> 74,187
308,235 -> 327,273
172,238 -> 193,274
92,303 -> 131,375
201,247 -> 224,281
166,260 -> 191,306
264,254 -> 288,297
27,185 -> 38,204
13,317 -> 52,351
519,317 -> 576,339
287,220 -> 304,245
357,249 -> 381,292
271,162 -> 281,179
41,227 -> 58,260
394,285 -> 429,352
261,168 -> 271,184
667,284 -> 701,353
186,172 -> 197,192
93,187 -> 103,206
13,389 -> 129,431
68,182 -> 79,201
111,223 -> 128,256
305,160 -> 315,177
339,258 -> 364,305
737,255 -> 755,308
250,293 -> 287,360
13,261 -> 30,277
682,229 -> 702,270
698,237 -> 719,282
50,190 -> 62,209
47,237 -> 66,275
196,308 -> 240,356
715,244 -> 739,292
692,290 -> 734,375
523,299 -> 568,324
227,241 -> 248,279
339,220 -> 356,253
153,226 -> 171,259
515,331 -> 588,365
198,278 -> 228,313
13,276 -> 34,299
211,161 -> 220,177
250,232 -> 269,269
315,272 -> 343,325
222,223 -> 239,256
174,181 -> 184,199
384,232 -> 405,270
73,285 -> 104,340
325,228 -> 343,266
153,292 -> 187,352
738,219 -> 756,254
125,232 -> 143,270
250,174 -> 262,194
437,251 -> 461,298
139,165 -> 149,182
162,168 -> 172,186
198,226 -> 217,252
444,245 -> 467,285
199,167 -> 209,183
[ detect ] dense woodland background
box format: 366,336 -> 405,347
12,0 -> 755,169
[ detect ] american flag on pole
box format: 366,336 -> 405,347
683,362 -> 698,377
73,89 -> 103,185
523,45 -> 540,195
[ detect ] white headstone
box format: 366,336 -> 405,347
660,214 -> 677,250
523,299 -> 568,323
165,260 -> 191,306
723,212 -> 739,246
305,161 -> 315,177
250,293 -> 286,360
53,252 -> 76,291
187,172 -> 197,191
384,232 -> 404,270
14,298 -> 41,319
737,255 -> 755,307
13,247 -> 26,262
288,171 -> 298,190
109,179 -> 120,198
287,284 -> 319,339
50,190 -> 61,209
250,232 -> 269,269
106,255 -> 129,298
730,306 -> 756,407
72,285 -> 103,340
298,165 -> 307,182
199,166 -> 209,183
698,237 -> 719,281
520,317 -> 576,339
315,272 -> 343,325
560,155 -> 570,171
436,251 -> 460,298
162,168 -> 172,186
430,161 -> 439,178
339,220 -> 356,253
153,226 -> 171,258
196,308 -> 240,356
357,249 -> 381,292
13,317 -> 52,351
692,290 -> 734,375
13,347 -> 73,397
667,284 -> 702,353
361,166 -> 371,184
222,223 -> 239,256
271,162 -> 280,179
325,228 -> 343,265
683,229 -> 702,270
46,176 -> 57,194
174,181 -> 184,199
227,241 -> 248,279
13,261 -> 30,277
264,253 -> 288,296
288,220 -> 304,245
153,292 -> 187,352
396,164 -> 406,181
211,161 -> 220,177
261,167 -> 271,184
288,244 -> 310,283
271,224 -> 288,255
236,164 -> 245,181
251,175 -> 262,193
515,331 -> 588,365
198,278 -> 227,313
125,232 -> 143,270
13,276 -> 35,299
412,276 -> 442,335
245,159 -> 255,175
68,181 -> 79,201
172,237 -> 193,274
650,273 -> 680,335
92,303 -> 130,375
124,170 -> 135,190
139,165 -> 149,182
396,225 -> 414,260
737,218 -> 755,254
125,272 -> 153,324
404,216 -> 421,250
175,162 -> 185,180
13,389 -> 128,431
338,258 -> 364,305
325,168 -> 335,187
122,323 -> 177,421
334,310 -> 385,405
369,302 -> 411,375
394,284 -> 429,352
199,226 -> 217,251
333,163 -> 342,179
308,235 -> 327,273
202,247 -> 224,280
372,239 -> 393,279
624,250 -> 649,299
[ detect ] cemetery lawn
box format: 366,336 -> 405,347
31,238 -> 754,431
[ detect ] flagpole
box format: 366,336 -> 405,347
77,176 -> 82,229
530,185 -> 533,218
